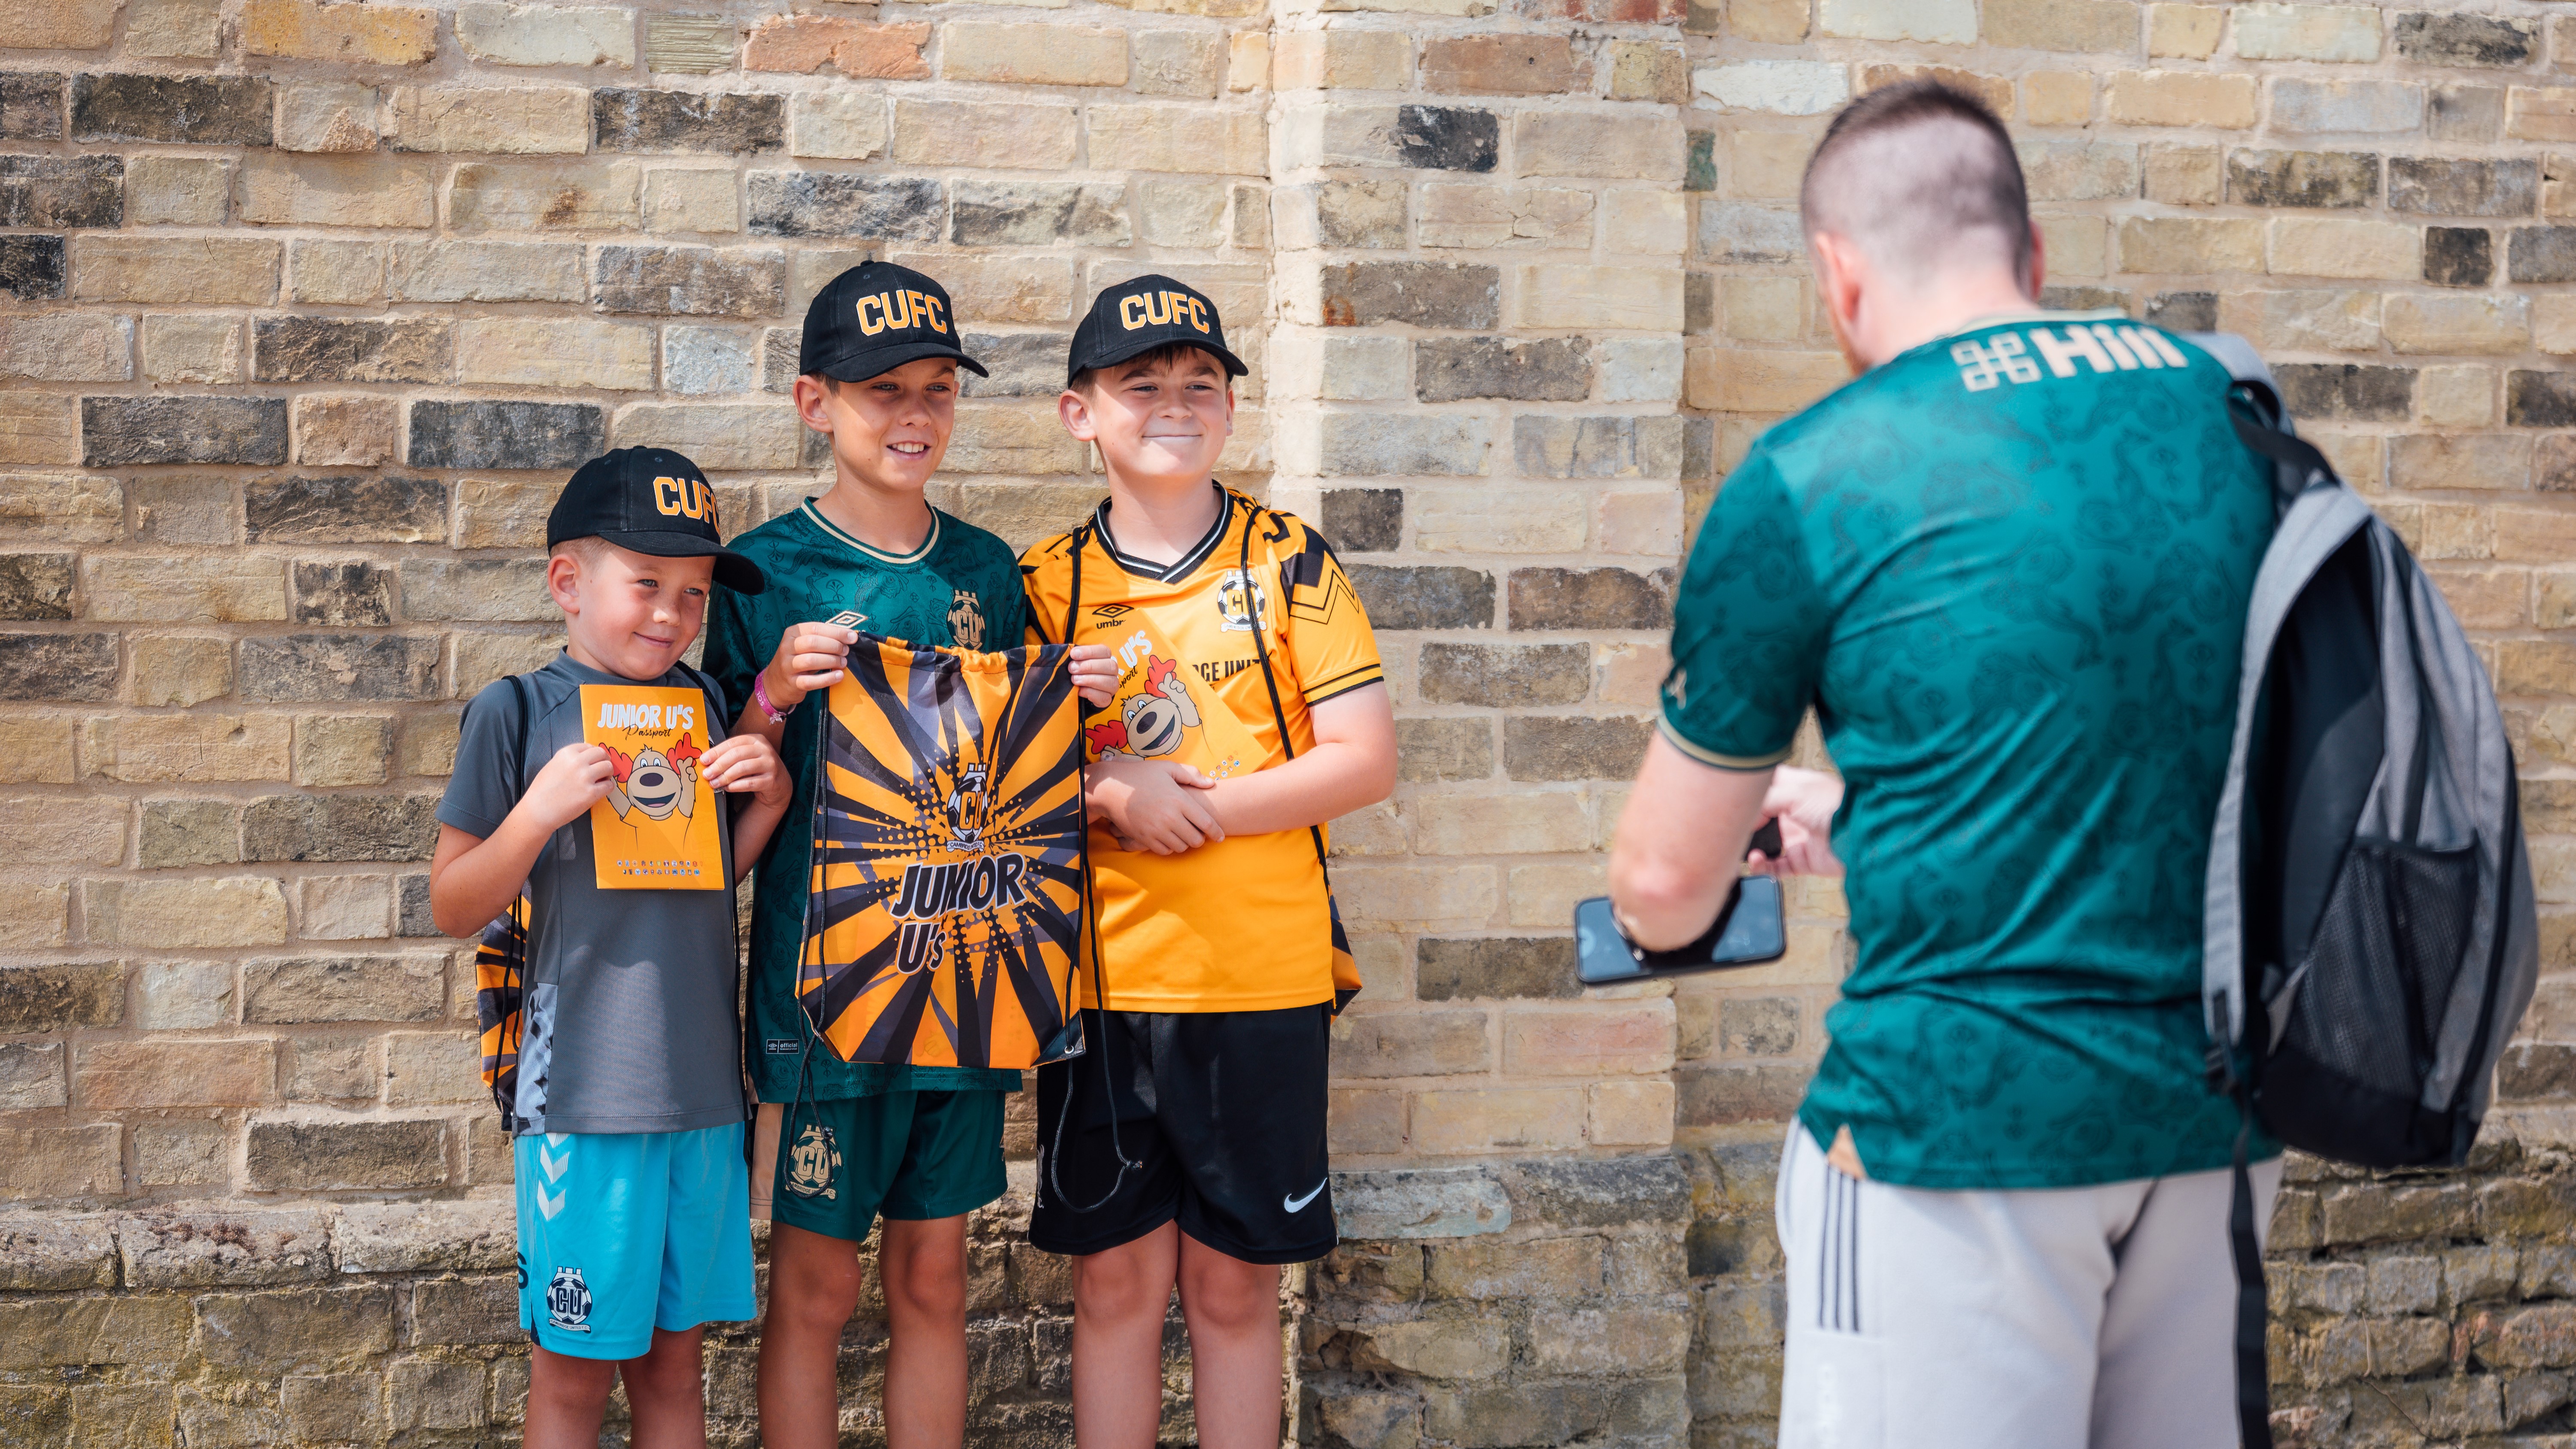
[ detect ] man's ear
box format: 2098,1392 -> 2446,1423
1058,387 -> 1097,442
2022,219 -> 2047,300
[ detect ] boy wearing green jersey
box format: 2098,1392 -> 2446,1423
703,261 -> 1109,1449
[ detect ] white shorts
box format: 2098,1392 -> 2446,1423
1775,1124 -> 2283,1449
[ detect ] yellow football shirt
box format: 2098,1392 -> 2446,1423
1021,486 -> 1383,1013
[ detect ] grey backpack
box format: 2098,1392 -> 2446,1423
2193,334 -> 2538,1448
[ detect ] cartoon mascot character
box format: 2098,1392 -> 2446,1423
1084,654 -> 1199,759
605,736 -> 700,821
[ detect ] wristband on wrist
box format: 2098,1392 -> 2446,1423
752,668 -> 792,725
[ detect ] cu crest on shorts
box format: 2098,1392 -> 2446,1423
786,1122 -> 840,1201
545,1266 -> 592,1332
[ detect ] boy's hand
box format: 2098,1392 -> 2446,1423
700,732 -> 792,809
766,621 -> 860,708
1088,755 -> 1221,854
519,742 -> 617,833
1066,644 -> 1117,707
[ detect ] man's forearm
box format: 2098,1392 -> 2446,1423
1607,736 -> 1774,951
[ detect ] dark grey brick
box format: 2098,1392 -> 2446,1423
70,73 -> 271,145
1394,716 -> 1491,783
240,635 -> 441,704
248,476 -> 447,545
2541,435 -> 2576,494
1678,1061 -> 1808,1127
1421,642 -> 1588,708
291,562 -> 394,627
1416,336 -> 1591,404
2277,364 -> 2415,423
1722,997 -> 1800,1056
397,875 -> 437,937
0,234 -> 63,300
2510,372 -> 2576,429
83,396 -> 286,467
593,244 -> 786,317
1394,105 -> 1497,172
1505,715 -> 1652,781
2226,150 -> 2377,210
1685,129 -> 1715,192
2500,1043 -> 2576,1102
1514,416 -> 1690,480
1508,567 -> 1670,630
761,325 -> 799,394
2145,291 -> 2218,332
252,317 -> 451,385
244,793 -> 440,863
2429,84 -> 2504,143
1503,1155 -> 1690,1229
950,181 -> 1126,247
0,961 -> 123,1033
408,401 -> 604,471
592,88 -> 782,154
0,155 -> 121,228
2393,12 -> 2533,67
1418,937 -> 1578,1002
1684,272 -> 1714,336
1349,564 -> 1493,630
2039,286 -> 2131,315
2508,227 -> 2576,285
959,332 -> 1075,398
2392,158 -> 2537,218
1321,489 -> 1402,554
131,477 -> 236,544
0,74 -> 62,140
2430,226 -> 2497,286
247,1121 -> 444,1192
747,173 -> 941,243
0,632 -> 115,701
1319,262 -> 1498,329
0,554 -> 74,621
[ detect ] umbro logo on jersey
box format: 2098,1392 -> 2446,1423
1284,1179 -> 1327,1213
1950,323 -> 2191,392
1090,604 -> 1133,623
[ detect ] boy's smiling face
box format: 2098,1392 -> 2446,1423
550,541 -> 716,681
794,357 -> 959,500
1061,347 -> 1234,492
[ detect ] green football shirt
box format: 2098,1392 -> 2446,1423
1662,314 -> 2276,1190
704,498 -> 1029,1103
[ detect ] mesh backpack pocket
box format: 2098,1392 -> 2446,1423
475,894 -> 530,1127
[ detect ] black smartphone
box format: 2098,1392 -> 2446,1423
1574,876 -> 1787,985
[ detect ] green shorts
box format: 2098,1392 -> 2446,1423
750,1091 -> 1009,1243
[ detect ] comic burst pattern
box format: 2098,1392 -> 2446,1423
796,638 -> 1086,1069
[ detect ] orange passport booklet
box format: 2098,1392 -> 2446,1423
580,684 -> 723,891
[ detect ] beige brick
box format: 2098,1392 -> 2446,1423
2391,433 -> 2527,493
790,94 -> 887,162
293,716 -> 391,788
0,394 -> 76,467
129,635 -> 234,708
140,315 -> 243,386
644,11 -> 733,72
2147,3 -> 2221,59
1271,30 -> 1410,90
1513,112 -> 1685,182
0,473 -> 119,544
78,1040 -> 273,1109
399,710 -> 462,777
1696,60 -> 1850,116
885,252 -> 1072,324
2021,71 -> 2094,127
128,155 -> 230,227
1987,0 -> 2139,53
2144,144 -> 2223,206
1514,266 -> 1682,331
1722,277 -> 1808,343
744,14 -> 926,77
644,169 -> 738,234
2418,366 -> 2496,430
613,404 -> 800,471
2039,216 -> 2106,278
892,100 -> 1078,170
73,238 -> 280,307
0,1124 -> 120,1200
290,239 -> 386,305
86,878 -> 289,949
1725,132 -> 1813,200
291,395 -> 397,467
243,0 -> 438,63
2117,216 -> 2264,273
1410,793 -> 1592,854
1090,103 -> 1267,176
1817,0 -> 1973,45
456,318 -> 654,391
237,156 -> 437,229
1228,31 -> 1268,91
940,21 -> 1126,85
1503,1002 -> 1675,1076
1687,349 -> 1850,414
447,161 -> 643,233
0,0 -> 121,47
1859,63 -> 2015,119
2222,287 -> 2382,352
82,714 -> 293,783
2438,567 -> 2528,631
941,403 -> 1089,476
1732,0 -> 1810,43
1139,181 -> 1227,247
1588,1080 -> 1676,1147
2385,295 -> 2528,357
2511,88 -> 2576,145
298,875 -> 392,940
454,480 -> 556,549
2385,501 -> 2497,562
278,82 -> 383,153
1336,863 -> 1499,930
1602,189 -> 1688,258
1410,1087 -> 1585,1154
1422,33 -> 1586,94
0,881 -> 68,948
1608,41 -> 1687,104
0,314 -> 131,384
2233,4 -> 2381,64
0,720 -> 76,784
384,1032 -> 480,1105
1416,184 -> 1592,249
127,0 -> 221,55
2106,70 -> 2258,129
389,86 -> 588,155
0,796 -> 123,866
456,2 -> 637,67
2270,219 -> 2421,282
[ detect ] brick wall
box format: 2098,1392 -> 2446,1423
4,0 -> 2576,1444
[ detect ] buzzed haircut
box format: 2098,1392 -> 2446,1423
1799,79 -> 2033,286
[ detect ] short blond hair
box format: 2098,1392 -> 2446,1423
548,536 -> 614,572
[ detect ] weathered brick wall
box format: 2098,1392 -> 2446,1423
6,0 -> 2576,1444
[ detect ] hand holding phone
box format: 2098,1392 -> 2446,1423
1573,817 -> 1791,986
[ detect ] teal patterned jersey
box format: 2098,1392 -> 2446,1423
1662,314 -> 2277,1190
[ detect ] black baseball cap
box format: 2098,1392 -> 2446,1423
799,260 -> 986,383
1067,273 -> 1248,385
547,447 -> 767,595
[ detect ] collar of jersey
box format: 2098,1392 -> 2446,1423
800,498 -> 940,567
1936,308 -> 2129,344
1091,481 -> 1233,584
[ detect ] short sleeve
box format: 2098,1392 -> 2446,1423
1659,450 -> 1832,770
981,550 -> 1030,651
1017,539 -> 1070,646
702,578 -> 766,732
437,678 -> 532,839
1280,522 -> 1383,706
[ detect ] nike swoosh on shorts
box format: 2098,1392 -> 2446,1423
1285,1180 -> 1327,1213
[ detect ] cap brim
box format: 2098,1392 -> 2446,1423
1072,335 -> 1249,383
601,530 -> 768,595
814,340 -> 990,381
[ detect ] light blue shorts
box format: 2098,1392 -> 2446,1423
513,1122 -> 755,1360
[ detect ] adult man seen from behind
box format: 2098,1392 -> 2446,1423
1608,81 -> 2280,1448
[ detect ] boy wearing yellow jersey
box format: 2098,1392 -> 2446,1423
1020,276 -> 1397,1449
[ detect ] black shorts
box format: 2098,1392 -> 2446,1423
1030,1004 -> 1335,1265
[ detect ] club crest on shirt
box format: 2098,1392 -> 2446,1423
1213,570 -> 1270,634
948,589 -> 985,650
545,1267 -> 592,1332
785,1122 -> 840,1200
